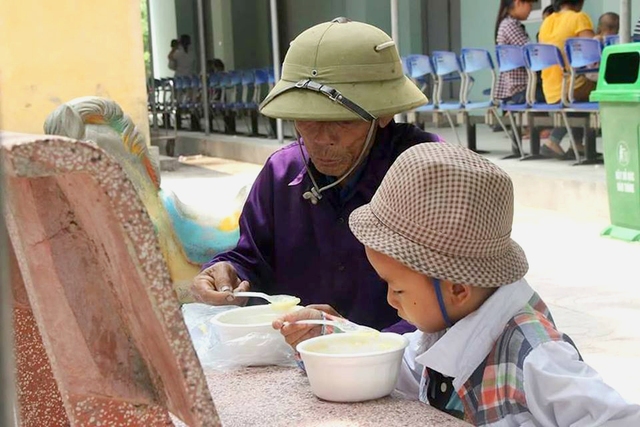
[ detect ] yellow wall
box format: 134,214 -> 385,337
0,0 -> 149,139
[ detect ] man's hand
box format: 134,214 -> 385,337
191,261 -> 250,305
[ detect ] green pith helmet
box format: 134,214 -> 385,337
259,18 -> 428,121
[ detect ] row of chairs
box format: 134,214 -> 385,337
402,37 -> 609,165
149,39 -> 615,159
402,50 -> 517,156
604,34 -> 640,46
499,38 -> 605,164
148,68 -> 277,137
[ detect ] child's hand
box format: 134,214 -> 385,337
272,308 -> 324,349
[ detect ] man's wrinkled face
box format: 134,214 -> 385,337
295,120 -> 373,177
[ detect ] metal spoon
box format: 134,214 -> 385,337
232,291 -> 300,307
287,318 -> 378,334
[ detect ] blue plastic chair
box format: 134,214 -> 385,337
495,44 -> 528,111
404,54 -> 438,111
564,38 -> 603,164
494,44 -> 529,157
460,48 -> 519,155
240,70 -> 255,108
431,51 -> 465,145
460,48 -> 495,109
223,71 -> 242,111
432,51 -> 465,109
524,43 -> 585,162
604,35 -> 619,46
205,73 -> 224,131
602,34 -> 640,47
564,38 -> 601,108
523,44 -> 566,110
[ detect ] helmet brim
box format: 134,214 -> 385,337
259,76 -> 428,121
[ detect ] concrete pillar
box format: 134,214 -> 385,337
0,0 -> 149,140
149,0 -> 178,78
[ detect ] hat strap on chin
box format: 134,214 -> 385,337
292,81 -> 378,205
298,120 -> 377,204
433,278 -> 454,328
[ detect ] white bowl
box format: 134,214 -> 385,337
210,304 -> 300,366
297,332 -> 409,402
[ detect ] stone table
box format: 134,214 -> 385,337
172,366 -> 470,426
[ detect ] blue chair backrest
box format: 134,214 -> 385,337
208,73 -> 218,87
228,71 -> 242,85
254,68 -> 269,84
495,45 -> 526,72
268,68 -> 276,84
461,48 -> 494,73
405,54 -> 435,78
523,44 -> 565,72
565,38 -> 602,68
218,72 -> 230,87
603,34 -> 640,46
242,70 -> 255,85
604,34 -> 620,46
432,51 -> 462,76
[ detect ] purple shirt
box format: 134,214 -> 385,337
204,122 -> 442,331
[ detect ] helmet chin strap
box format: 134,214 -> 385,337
282,79 -> 379,205
299,119 -> 378,205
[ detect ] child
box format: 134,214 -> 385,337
587,12 -> 620,82
494,0 -> 537,104
274,143 -> 640,426
494,1 -> 549,139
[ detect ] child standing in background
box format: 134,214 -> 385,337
494,0 -> 538,104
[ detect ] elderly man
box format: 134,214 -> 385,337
192,18 -> 442,331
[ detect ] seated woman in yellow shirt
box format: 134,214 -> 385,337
538,0 -> 595,159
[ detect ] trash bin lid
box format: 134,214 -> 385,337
591,43 -> 640,102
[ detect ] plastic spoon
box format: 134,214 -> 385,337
232,291 -> 301,310
287,319 -> 379,335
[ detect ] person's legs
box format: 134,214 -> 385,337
573,77 -> 597,102
508,90 -> 527,105
544,78 -> 595,157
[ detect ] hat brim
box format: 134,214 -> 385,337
349,204 -> 529,288
259,76 -> 428,121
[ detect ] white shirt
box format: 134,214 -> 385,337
396,280 -> 640,426
172,46 -> 195,77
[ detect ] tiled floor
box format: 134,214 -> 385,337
162,123 -> 640,404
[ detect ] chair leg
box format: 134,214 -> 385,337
496,109 -> 525,159
560,111 -> 582,164
579,126 -> 603,165
443,110 -> 462,146
519,113 -> 547,161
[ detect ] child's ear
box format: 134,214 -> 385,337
447,282 -> 473,307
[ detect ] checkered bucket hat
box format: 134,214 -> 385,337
349,143 -> 528,287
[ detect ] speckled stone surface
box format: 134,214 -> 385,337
172,366 -> 470,427
2,132 -> 220,426
10,244 -> 70,427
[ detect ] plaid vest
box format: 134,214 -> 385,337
456,293 -> 580,425
420,293 -> 580,425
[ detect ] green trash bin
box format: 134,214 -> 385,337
591,43 -> 640,242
